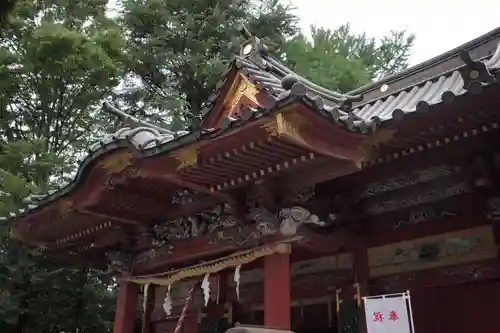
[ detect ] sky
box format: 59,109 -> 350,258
291,0 -> 500,66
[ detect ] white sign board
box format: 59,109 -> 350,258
363,293 -> 413,333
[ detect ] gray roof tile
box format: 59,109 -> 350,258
352,45 -> 500,123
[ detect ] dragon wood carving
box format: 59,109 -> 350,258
209,206 -> 327,244
150,204 -> 327,249
105,201 -> 330,268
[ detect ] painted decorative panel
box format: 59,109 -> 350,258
368,226 -> 496,277
227,253 -> 353,286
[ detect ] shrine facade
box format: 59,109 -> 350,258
9,27 -> 500,333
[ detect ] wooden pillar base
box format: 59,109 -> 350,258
114,281 -> 139,333
264,251 -> 291,329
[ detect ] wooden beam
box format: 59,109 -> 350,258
295,228 -> 355,253
132,233 -> 288,274
77,209 -> 142,226
280,158 -> 359,197
160,174 -> 235,203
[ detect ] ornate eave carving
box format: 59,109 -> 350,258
392,206 -> 456,230
365,181 -> 469,215
360,164 -> 458,198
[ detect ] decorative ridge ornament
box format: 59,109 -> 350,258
236,26 -> 364,107
459,50 -> 496,92
102,101 -> 175,135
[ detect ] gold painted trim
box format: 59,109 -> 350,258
170,145 -> 199,170
57,200 -> 73,218
261,120 -> 278,136
359,128 -> 397,166
98,151 -> 134,174
226,75 -> 260,114
276,112 -> 307,143
261,109 -> 309,145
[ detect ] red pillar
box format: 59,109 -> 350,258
264,250 -> 291,329
114,281 -> 139,333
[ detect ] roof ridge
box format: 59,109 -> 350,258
349,26 -> 500,95
261,52 -> 363,103
353,44 -> 500,112
237,34 -> 363,109
102,101 -> 175,135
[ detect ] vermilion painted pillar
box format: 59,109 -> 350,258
264,251 -> 291,329
114,281 -> 139,333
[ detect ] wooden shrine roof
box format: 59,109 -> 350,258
6,28 -> 500,270
351,27 -> 500,101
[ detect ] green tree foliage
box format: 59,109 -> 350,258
0,0 -> 17,27
284,24 -> 415,92
118,0 -> 299,129
0,0 -> 124,331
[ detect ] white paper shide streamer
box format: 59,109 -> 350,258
163,284 -> 173,316
201,273 -> 211,306
234,265 -> 241,300
143,283 -> 150,311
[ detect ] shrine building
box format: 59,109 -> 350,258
9,26 -> 500,333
